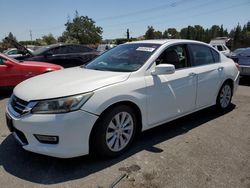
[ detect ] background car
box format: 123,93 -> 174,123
229,47 -> 250,76
0,53 -> 63,88
211,44 -> 231,56
210,37 -> 231,57
4,48 -> 33,58
5,37 -> 99,68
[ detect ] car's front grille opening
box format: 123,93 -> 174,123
13,127 -> 28,145
11,95 -> 28,115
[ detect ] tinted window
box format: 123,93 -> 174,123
217,45 -> 223,51
0,57 -> 6,65
53,46 -> 69,54
71,45 -> 93,53
79,46 -> 93,52
8,49 -> 18,55
189,44 -> 215,66
156,44 -> 189,69
211,48 -> 220,62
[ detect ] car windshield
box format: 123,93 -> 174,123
85,43 -> 160,72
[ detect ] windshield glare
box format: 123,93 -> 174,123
85,43 -> 160,72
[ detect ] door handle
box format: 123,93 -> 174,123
218,67 -> 224,71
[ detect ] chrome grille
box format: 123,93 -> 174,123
10,95 -> 29,115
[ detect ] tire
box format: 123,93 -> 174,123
91,105 -> 137,157
216,82 -> 233,111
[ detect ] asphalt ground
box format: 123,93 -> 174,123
0,77 -> 249,188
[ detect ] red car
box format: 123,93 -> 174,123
0,53 -> 63,87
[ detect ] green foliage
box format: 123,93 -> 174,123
42,33 -> 57,45
145,26 -> 155,39
144,22 -> 250,49
1,32 -> 17,49
61,11 -> 103,44
145,26 -> 163,39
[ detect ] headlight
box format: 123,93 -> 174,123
31,92 -> 93,114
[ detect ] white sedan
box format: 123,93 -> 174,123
6,39 -> 240,158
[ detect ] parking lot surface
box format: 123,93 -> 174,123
0,78 -> 250,188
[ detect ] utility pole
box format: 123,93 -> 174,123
126,29 -> 130,41
29,30 -> 33,41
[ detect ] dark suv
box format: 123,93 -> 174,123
5,37 -> 99,68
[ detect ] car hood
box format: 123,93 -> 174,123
14,67 -> 131,101
21,61 -> 62,68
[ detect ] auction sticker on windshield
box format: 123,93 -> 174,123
136,47 -> 156,52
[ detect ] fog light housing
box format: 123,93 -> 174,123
34,134 -> 59,144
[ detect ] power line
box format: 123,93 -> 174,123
95,0 -> 193,22
103,0 -> 249,30
102,0 -> 217,28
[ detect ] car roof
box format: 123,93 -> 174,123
46,43 -> 90,49
127,39 -> 206,45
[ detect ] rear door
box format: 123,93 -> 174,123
187,44 -> 223,108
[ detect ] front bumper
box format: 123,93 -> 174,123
239,65 -> 250,76
6,107 -> 98,158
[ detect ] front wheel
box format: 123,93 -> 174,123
216,82 -> 233,111
91,105 -> 137,157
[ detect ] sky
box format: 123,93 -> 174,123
0,0 -> 249,41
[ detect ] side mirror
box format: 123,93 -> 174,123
151,64 -> 175,75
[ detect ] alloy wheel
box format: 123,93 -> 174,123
219,84 -> 232,109
105,112 -> 134,152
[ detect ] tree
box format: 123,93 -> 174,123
233,24 -> 242,48
162,30 -> 169,38
154,31 -> 162,39
145,26 -> 155,39
1,32 -> 17,49
61,11 -> 103,44
42,33 -> 57,45
166,28 -> 179,39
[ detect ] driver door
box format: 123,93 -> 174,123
145,44 -> 197,127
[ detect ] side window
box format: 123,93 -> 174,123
217,45 -> 223,51
189,44 -> 215,66
79,46 -> 93,52
0,57 -> 6,65
53,46 -> 68,54
210,48 -> 220,62
8,50 -> 18,55
222,45 -> 227,51
156,45 -> 189,69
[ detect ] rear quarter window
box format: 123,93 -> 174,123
210,48 -> 220,63
189,44 -> 217,66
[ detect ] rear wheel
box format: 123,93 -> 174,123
91,105 -> 137,157
216,82 -> 232,111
